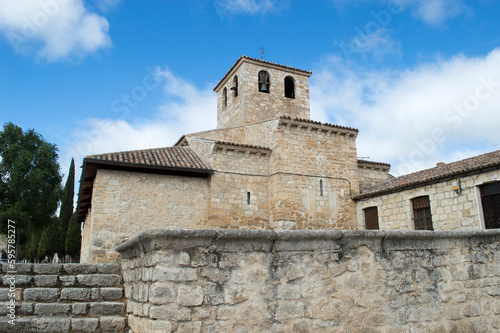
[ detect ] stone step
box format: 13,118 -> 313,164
0,315 -> 127,333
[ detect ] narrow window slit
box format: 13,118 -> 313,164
320,180 -> 324,196
247,192 -> 251,205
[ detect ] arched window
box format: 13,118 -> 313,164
285,76 -> 295,99
258,70 -> 270,93
223,87 -> 227,107
231,75 -> 238,97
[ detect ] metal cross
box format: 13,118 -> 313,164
260,46 -> 265,59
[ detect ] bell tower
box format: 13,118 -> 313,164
213,56 -> 312,129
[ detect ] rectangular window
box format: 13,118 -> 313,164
480,181 -> 500,229
412,196 -> 433,231
364,206 -> 379,230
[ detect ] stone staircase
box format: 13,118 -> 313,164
0,263 -> 128,332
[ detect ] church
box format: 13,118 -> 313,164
76,56 -> 500,263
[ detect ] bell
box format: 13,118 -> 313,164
260,83 -> 269,92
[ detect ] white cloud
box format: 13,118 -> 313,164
403,0 -> 470,26
61,67 -> 217,176
95,0 -> 121,12
333,0 -> 469,26
0,0 -> 111,61
214,0 -> 283,16
310,49 -> 500,176
340,28 -> 401,61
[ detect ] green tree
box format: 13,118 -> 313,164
0,123 -> 61,259
38,218 -> 60,259
58,158 -> 75,255
65,212 -> 81,258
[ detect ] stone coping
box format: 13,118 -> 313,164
116,228 -> 500,258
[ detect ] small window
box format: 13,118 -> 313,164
232,75 -> 238,97
412,196 -> 433,230
284,76 -> 295,99
258,70 -> 270,93
364,206 -> 379,230
320,180 -> 324,196
480,182 -> 500,229
247,192 -> 251,205
223,87 -> 227,107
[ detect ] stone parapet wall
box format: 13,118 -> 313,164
0,263 -> 127,333
117,228 -> 500,333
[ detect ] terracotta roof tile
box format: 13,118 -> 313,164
355,149 -> 500,200
280,116 -> 359,132
357,159 -> 391,169
86,146 -> 211,171
214,140 -> 271,151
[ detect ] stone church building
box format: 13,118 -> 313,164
76,56 -> 500,263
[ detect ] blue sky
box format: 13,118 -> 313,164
1,0 -> 500,181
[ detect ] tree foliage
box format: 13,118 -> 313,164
0,123 -> 62,259
58,158 -> 75,255
65,212 -> 81,257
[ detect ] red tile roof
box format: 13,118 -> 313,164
76,147 -> 212,223
357,159 -> 391,170
355,149 -> 500,200
86,146 -> 211,171
214,140 -> 271,151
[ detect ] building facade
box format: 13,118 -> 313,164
76,56 -> 499,263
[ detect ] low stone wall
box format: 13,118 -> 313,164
0,263 -> 128,332
117,229 -> 500,333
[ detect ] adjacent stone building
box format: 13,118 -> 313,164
76,56 -> 500,263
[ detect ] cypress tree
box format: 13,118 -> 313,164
37,218 -> 60,260
65,212 -> 81,259
58,158 -> 75,255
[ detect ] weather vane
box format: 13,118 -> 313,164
260,46 -> 265,59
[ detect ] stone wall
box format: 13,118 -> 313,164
0,263 -> 127,333
355,170 -> 500,231
81,169 -> 209,263
117,228 -> 500,333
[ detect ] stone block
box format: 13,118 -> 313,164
0,289 -> 10,301
99,316 -> 127,332
150,320 -> 172,333
149,282 -> 174,304
150,306 -> 191,321
59,275 -> 76,286
71,318 -> 99,332
2,263 -> 32,274
177,285 -> 205,306
72,302 -> 88,315
34,275 -> 58,287
178,321 -> 202,333
33,318 -> 71,332
0,317 -> 31,333
2,274 -> 31,287
91,288 -> 101,300
33,264 -> 61,274
34,303 -> 71,316
96,263 -> 122,274
101,287 -> 124,300
61,288 -> 91,301
153,267 -> 197,282
63,263 -> 98,274
76,274 -> 122,287
19,302 -> 34,315
23,288 -> 59,302
89,302 -> 126,316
